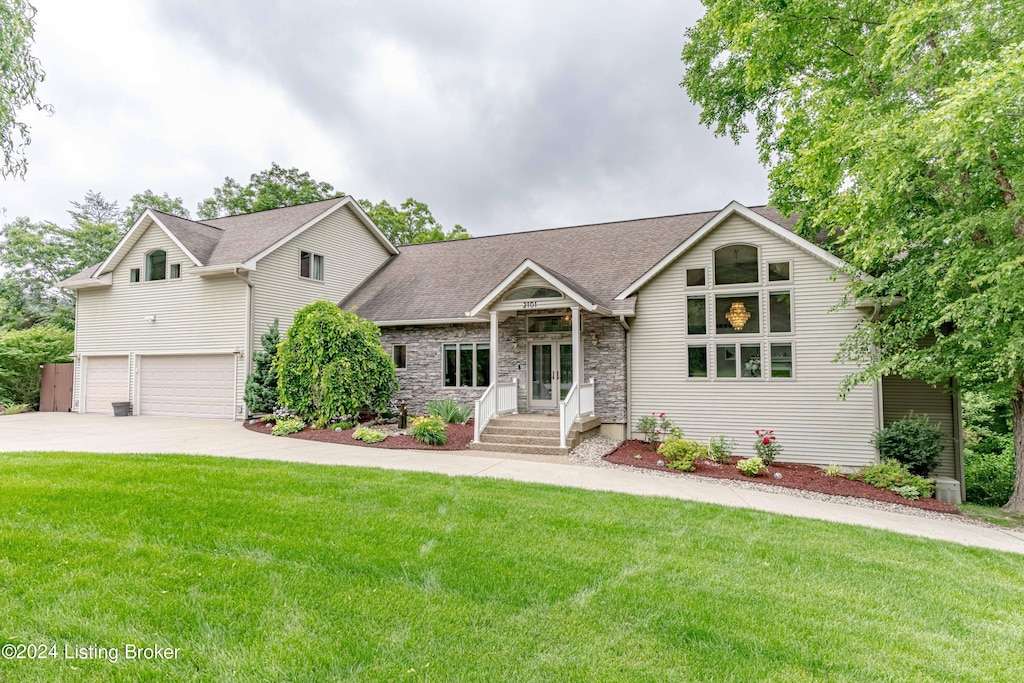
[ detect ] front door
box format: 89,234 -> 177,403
529,342 -> 574,410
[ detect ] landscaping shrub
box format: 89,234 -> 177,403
271,417 -> 305,436
353,427 -> 387,444
824,463 -> 843,477
753,429 -> 782,465
707,435 -> 735,464
410,415 -> 447,446
428,398 -> 472,424
849,460 -> 935,499
333,419 -> 357,431
2,403 -> 30,415
891,484 -> 922,500
637,412 -> 673,444
737,457 -> 766,477
276,301 -> 397,425
244,319 -> 280,415
658,432 -> 707,471
0,325 -> 74,408
872,413 -> 943,476
964,443 -> 1015,507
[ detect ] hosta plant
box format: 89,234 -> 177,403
737,457 -> 766,477
352,427 -> 387,444
271,417 -> 305,436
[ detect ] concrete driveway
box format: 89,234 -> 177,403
3,412 -> 1024,555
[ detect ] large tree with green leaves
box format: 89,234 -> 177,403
122,189 -> 190,229
0,0 -> 50,179
197,163 -> 343,219
358,197 -> 469,246
0,191 -> 121,329
682,0 -> 1024,510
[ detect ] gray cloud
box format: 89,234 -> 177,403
151,0 -> 767,234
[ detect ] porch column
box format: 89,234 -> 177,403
571,305 -> 582,386
489,310 -> 498,386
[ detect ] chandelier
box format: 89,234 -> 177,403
725,301 -> 750,330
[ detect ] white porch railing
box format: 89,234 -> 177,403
560,378 -> 596,449
473,378 -> 518,443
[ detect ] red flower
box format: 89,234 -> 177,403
763,437 -> 770,444
659,412 -> 665,418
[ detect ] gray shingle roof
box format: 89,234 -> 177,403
342,205 -> 796,322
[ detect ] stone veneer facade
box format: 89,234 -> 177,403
379,309 -> 626,425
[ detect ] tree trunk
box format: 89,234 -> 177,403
1004,382 -> 1024,512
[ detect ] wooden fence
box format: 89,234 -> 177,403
39,363 -> 74,412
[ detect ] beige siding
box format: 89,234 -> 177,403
881,376 -> 961,482
73,224 -> 248,415
629,214 -> 877,468
249,204 -> 392,342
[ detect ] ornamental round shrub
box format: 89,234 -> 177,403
736,457 -> 766,477
275,301 -> 397,426
658,434 -> 707,471
872,412 -> 943,476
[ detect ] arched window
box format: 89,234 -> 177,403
503,286 -> 563,301
713,244 -> 759,285
146,250 -> 167,281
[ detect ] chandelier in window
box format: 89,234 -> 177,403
725,301 -> 751,330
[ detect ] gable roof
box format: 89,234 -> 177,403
342,204 -> 800,323
466,259 -> 610,317
63,196 -> 398,285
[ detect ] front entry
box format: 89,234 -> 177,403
529,341 -> 574,410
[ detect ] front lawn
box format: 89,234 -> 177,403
2,453 -> 1023,682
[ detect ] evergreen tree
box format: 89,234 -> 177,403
244,319 -> 280,415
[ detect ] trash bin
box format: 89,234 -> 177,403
112,401 -> 132,416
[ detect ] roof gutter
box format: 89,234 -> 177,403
193,263 -> 250,277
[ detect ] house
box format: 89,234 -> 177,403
61,198 -> 964,497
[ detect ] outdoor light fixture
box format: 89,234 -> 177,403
144,315 -> 156,323
725,302 -> 750,330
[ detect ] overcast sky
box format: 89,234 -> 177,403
0,0 -> 767,236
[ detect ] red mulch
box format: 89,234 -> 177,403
606,440 -> 959,514
242,419 -> 475,451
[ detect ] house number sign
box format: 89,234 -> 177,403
521,300 -> 538,309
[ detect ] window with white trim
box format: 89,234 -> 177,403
146,250 -> 166,281
443,343 -> 490,387
300,251 -> 324,281
684,243 -> 794,380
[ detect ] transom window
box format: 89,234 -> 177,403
300,251 -> 324,281
504,286 -> 562,301
443,343 -> 490,387
714,244 -> 759,285
527,314 -> 573,334
146,250 -> 166,281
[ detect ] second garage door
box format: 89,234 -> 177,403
139,354 -> 236,419
84,355 -> 129,413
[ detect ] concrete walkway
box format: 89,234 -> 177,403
3,412 -> 1024,555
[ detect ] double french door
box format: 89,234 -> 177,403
529,342 -> 573,409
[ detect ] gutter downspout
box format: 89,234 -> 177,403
620,315 -> 631,441
233,268 -> 253,420
870,301 -> 885,445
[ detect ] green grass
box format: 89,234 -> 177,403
1,453 -> 1023,682
959,502 -> 1024,528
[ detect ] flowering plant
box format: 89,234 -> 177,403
636,411 -> 674,447
753,429 -> 782,465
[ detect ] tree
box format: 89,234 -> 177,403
0,0 -> 50,179
275,301 -> 396,427
358,197 -> 469,245
0,325 -> 73,407
0,191 -> 121,329
244,319 -> 280,415
197,163 -> 343,219
122,190 -> 190,229
681,0 -> 1024,510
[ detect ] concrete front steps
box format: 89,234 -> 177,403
469,413 -> 601,457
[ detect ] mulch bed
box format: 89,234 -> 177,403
605,440 -> 959,514
242,419 -> 475,451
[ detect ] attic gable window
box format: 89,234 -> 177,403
714,244 -> 759,285
300,251 -> 324,281
146,250 -> 166,281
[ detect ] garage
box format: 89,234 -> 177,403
139,354 -> 236,419
84,356 -> 129,413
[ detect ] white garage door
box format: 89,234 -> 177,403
84,356 -> 129,413
139,354 -> 235,419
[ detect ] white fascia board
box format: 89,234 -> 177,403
191,263 -> 249,276
375,318 -> 479,327
242,197 -> 399,269
97,210 -> 203,275
58,272 -> 113,289
467,259 -> 598,317
615,201 -> 849,300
